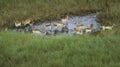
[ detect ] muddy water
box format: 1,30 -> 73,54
13,13 -> 101,35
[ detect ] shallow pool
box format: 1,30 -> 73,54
13,13 -> 101,35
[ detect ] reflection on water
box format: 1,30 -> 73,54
13,13 -> 101,35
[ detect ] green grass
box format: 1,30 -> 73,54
0,0 -> 120,67
0,30 -> 120,67
0,0 -> 120,30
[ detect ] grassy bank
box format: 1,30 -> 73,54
0,0 -> 120,67
97,2 -> 120,25
0,0 -> 120,30
0,30 -> 120,67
